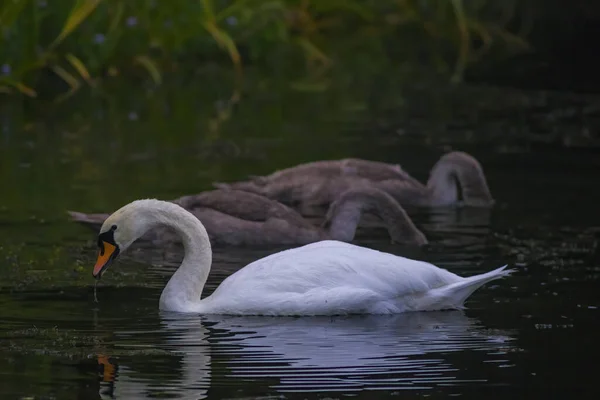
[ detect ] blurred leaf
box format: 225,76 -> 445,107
450,0 -> 469,83
107,1 -> 124,34
201,0 -> 243,71
200,0 -> 216,22
312,0 -> 374,21
468,19 -> 493,57
0,0 -> 29,29
296,37 -> 331,66
134,55 -> 162,85
51,0 -> 102,48
215,0 -> 252,21
66,53 -> 92,84
0,0 -> 529,99
289,79 -> 330,92
107,66 -> 119,77
204,21 -> 242,70
49,69 -> 83,104
489,25 -> 531,50
0,78 -> 37,97
52,65 -> 80,90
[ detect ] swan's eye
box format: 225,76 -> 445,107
98,225 -> 118,248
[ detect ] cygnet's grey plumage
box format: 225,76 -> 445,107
69,188 -> 427,247
215,151 -> 494,209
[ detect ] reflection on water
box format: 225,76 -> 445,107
206,312 -> 513,392
98,315 -> 212,400
1,79 -> 600,398
0,150 -> 599,398
96,311 -> 514,399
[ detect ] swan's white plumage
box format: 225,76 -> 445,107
96,199 -> 512,315
195,240 -> 510,315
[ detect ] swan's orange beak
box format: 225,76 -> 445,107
93,241 -> 119,279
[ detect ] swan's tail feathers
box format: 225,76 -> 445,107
419,265 -> 514,311
67,210 -> 108,231
446,265 -> 514,309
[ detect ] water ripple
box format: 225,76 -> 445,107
92,311 -> 515,398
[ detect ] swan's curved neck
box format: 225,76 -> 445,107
137,203 -> 212,311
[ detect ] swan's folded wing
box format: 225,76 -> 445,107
342,159 -> 415,181
208,241 -> 461,312
261,160 -> 348,182
174,189 -> 313,228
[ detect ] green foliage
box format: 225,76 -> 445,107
0,0 -> 530,99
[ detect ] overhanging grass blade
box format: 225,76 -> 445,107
108,1 -> 124,34
134,55 -> 162,84
296,37 -> 331,66
200,0 -> 216,22
0,78 -> 38,97
51,0 -> 102,48
204,21 -> 242,71
450,0 -> 469,83
66,53 -> 92,84
52,64 -> 80,90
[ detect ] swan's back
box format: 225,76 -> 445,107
213,158 -> 423,205
205,241 -> 463,314
259,158 -> 411,182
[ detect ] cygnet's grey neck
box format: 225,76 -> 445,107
427,162 -> 460,205
324,190 -> 426,245
325,199 -> 363,242
426,152 -> 494,207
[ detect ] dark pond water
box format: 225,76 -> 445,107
0,79 -> 599,399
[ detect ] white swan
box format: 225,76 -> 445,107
92,199 -> 513,315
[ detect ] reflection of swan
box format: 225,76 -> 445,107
98,311 -> 514,396
91,199 -> 513,314
206,311 -> 514,392
98,315 -> 211,400
205,311 -> 512,368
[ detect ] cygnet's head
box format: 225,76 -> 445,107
323,186 -> 428,246
427,151 -> 494,207
92,199 -> 159,279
